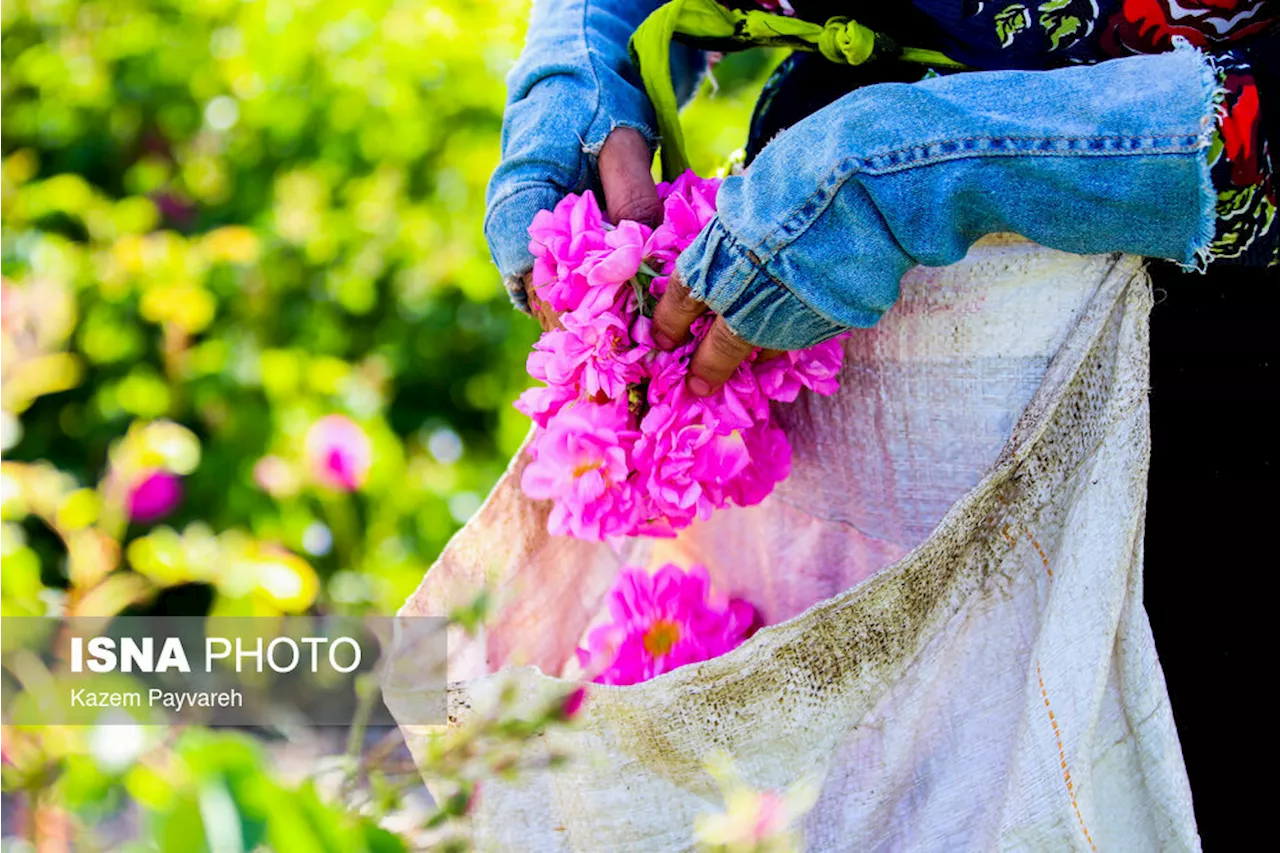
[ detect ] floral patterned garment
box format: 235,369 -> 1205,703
744,0 -> 1280,266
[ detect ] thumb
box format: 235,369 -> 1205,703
598,127 -> 661,226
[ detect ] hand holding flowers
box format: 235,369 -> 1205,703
517,171 -> 847,540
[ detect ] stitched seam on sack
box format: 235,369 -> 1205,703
1037,661 -> 1098,852
1003,507 -> 1098,852
749,133 -> 1205,259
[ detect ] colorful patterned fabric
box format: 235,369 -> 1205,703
1208,52 -> 1276,264
739,0 -> 1279,266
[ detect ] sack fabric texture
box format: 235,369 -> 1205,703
395,238 -> 1198,852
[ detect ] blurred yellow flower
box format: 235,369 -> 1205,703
202,225 -> 260,264
242,544 -> 319,613
139,282 -> 217,333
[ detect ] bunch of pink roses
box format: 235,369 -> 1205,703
517,171 -> 846,540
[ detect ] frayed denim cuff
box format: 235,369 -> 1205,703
677,218 -> 850,350
484,182 -> 563,314
582,116 -> 658,159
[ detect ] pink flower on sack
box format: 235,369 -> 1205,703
128,470 -> 183,522
754,337 -> 847,402
305,415 -> 373,491
633,403 -> 750,525
528,193 -> 609,311
557,685 -> 588,720
521,401 -> 640,540
577,564 -> 756,685
527,304 -> 646,399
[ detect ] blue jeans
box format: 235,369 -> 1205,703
674,45 -> 1219,350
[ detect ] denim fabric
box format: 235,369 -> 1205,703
675,46 -> 1220,350
484,0 -> 703,309
745,53 -> 929,166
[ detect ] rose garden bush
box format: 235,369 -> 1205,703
1,1 -> 782,847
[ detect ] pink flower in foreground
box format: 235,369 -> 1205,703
577,564 -> 756,685
645,172 -> 721,267
724,422 -> 792,508
127,470 -> 182,522
633,403 -> 749,526
521,401 -> 639,540
528,192 -> 609,311
707,365 -> 769,432
527,303 -> 645,399
586,219 -> 650,287
754,336 -> 847,402
514,382 -> 580,428
305,415 -> 373,491
517,173 -> 848,540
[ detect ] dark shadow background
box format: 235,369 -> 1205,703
1146,260 -> 1277,850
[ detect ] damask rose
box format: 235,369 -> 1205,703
518,172 -> 848,540
577,564 -> 757,685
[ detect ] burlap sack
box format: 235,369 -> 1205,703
396,237 -> 1197,852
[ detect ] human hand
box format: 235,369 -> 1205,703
524,126 -> 661,333
651,273 -> 760,397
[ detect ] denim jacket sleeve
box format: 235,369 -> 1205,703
485,0 -> 702,310
675,48 -> 1240,351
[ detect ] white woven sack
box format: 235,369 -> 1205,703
396,237 -> 1198,852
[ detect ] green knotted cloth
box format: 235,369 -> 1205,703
628,0 -> 965,179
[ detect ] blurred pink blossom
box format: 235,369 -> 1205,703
253,454 -> 299,498
128,469 -> 183,522
304,415 -> 372,491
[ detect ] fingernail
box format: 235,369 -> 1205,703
687,376 -> 713,397
654,330 -> 678,351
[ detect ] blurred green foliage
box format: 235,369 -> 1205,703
2,0 -> 775,847
2,0 -> 552,618
2,0 -> 774,617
